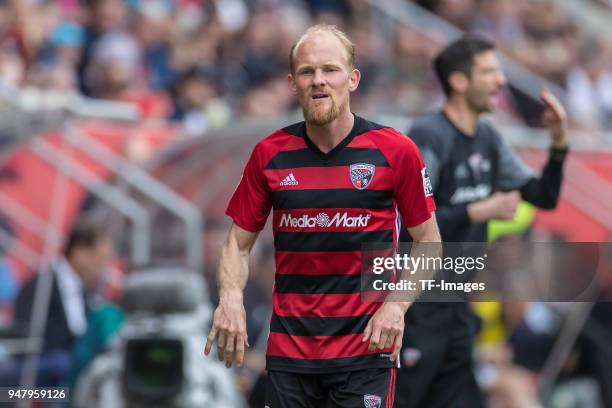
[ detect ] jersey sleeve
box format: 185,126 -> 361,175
396,137 -> 436,227
493,128 -> 534,191
380,131 -> 436,228
225,143 -> 272,232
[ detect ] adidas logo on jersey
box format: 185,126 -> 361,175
280,173 -> 299,186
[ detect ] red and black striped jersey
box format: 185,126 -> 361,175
226,115 -> 436,373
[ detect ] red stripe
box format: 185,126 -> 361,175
386,368 -> 396,407
267,333 -> 393,360
282,136 -> 308,151
276,250 -> 361,275
275,249 -> 394,275
273,208 -> 395,233
265,166 -> 394,191
390,368 -> 396,407
386,371 -> 390,408
273,293 -> 381,317
346,135 -> 379,149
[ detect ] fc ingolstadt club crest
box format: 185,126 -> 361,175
363,394 -> 382,408
350,163 -> 375,190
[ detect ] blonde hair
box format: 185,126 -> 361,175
289,24 -> 355,73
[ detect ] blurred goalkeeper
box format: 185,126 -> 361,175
397,35 -> 568,407
204,24 -> 440,408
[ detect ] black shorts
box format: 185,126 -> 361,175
265,367 -> 397,408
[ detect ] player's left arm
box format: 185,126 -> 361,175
497,89 -> 569,209
362,216 -> 441,361
363,132 -> 441,361
406,213 -> 441,243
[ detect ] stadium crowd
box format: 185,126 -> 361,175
0,0 -> 609,137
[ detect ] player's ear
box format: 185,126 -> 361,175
448,71 -> 468,94
348,68 -> 361,92
288,73 -> 297,94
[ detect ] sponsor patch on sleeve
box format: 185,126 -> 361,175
421,167 -> 433,197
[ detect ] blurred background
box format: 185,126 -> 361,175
0,0 -> 611,407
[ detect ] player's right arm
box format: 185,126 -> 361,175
205,223 -> 259,368
208,136 -> 276,367
466,191 -> 520,222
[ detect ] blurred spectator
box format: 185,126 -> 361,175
67,302 -> 124,387
566,39 -> 612,131
240,11 -> 286,88
241,77 -> 293,119
14,1 -> 60,65
0,0 -> 606,133
23,21 -> 82,94
84,30 -> 140,98
78,0 -> 129,95
0,0 -> 13,40
434,0 -> 477,30
130,1 -> 175,91
81,0 -> 129,44
170,66 -> 231,137
84,31 -> 171,117
473,0 -> 524,44
510,2 -> 576,83
387,25 -> 441,115
0,214 -> 17,315
26,60 -> 77,93
46,21 -> 84,68
409,0 -> 612,133
10,217 -> 114,386
0,41 -> 25,87
306,0 -> 352,21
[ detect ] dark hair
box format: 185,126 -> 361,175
433,35 -> 495,96
63,217 -> 109,257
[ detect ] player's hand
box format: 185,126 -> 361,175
540,88 -> 568,149
204,292 -> 249,368
362,302 -> 409,362
489,191 -> 520,221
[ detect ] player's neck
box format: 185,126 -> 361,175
443,98 -> 479,137
305,109 -> 355,153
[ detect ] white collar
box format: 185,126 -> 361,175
54,256 -> 88,336
54,256 -> 83,291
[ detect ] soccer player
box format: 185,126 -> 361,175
204,24 -> 440,407
396,36 -> 568,407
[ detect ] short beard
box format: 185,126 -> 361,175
466,90 -> 494,114
303,99 -> 341,126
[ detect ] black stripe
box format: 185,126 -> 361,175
265,148 -> 389,169
267,355 -> 395,373
275,230 -> 393,252
281,116 -> 387,138
275,272 -> 392,294
271,189 -> 392,209
276,274 -> 361,294
270,314 -> 372,336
